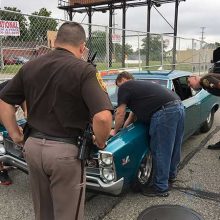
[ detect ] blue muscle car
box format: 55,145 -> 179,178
0,70 -> 219,196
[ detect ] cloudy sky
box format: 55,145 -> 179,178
0,0 -> 220,43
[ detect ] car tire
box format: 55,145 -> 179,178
131,152 -> 153,192
200,110 -> 214,133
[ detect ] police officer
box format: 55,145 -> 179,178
188,73 -> 220,151
0,22 -> 113,220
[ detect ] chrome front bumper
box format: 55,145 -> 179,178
0,154 -> 28,173
86,175 -> 124,195
0,153 -> 124,195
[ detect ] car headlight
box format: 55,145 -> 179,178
0,143 -> 6,155
101,168 -> 115,182
98,151 -> 113,167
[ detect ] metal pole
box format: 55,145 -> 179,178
88,7 -> 92,58
146,0 -> 152,67
0,9 -> 3,71
106,26 -> 110,70
172,0 -> 179,70
161,34 -> 164,70
122,0 -> 126,68
138,32 -> 141,72
69,8 -> 73,21
192,38 -> 194,72
109,4 -> 113,67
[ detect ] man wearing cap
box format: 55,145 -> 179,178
188,73 -> 220,151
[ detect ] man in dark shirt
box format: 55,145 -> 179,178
0,22 -> 112,220
188,73 -> 220,151
111,72 -> 185,197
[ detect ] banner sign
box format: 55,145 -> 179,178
0,20 -> 20,36
112,34 -> 121,43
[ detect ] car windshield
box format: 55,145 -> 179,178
104,78 -> 168,103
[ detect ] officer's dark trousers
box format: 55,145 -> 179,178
23,137 -> 85,220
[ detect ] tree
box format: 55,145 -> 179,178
114,43 -> 133,62
29,8 -> 58,41
214,42 -> 220,48
0,7 -> 28,41
88,30 -> 134,61
88,31 -> 106,58
141,35 -> 167,61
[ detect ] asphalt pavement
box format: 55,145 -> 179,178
1,112 -> 220,220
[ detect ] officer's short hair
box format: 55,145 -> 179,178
115,71 -> 134,85
55,22 -> 86,47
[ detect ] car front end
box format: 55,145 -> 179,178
86,150 -> 124,195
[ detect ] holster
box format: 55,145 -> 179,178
23,123 -> 31,142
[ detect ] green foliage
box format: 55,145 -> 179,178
114,43 -> 133,62
215,42 -> 220,47
140,35 -> 167,61
88,31 -> 106,57
88,30 -> 133,61
29,8 -> 58,41
1,7 -> 28,41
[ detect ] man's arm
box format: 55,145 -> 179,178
0,99 -> 24,145
92,110 -> 112,149
201,74 -> 220,89
110,104 -> 127,136
123,112 -> 135,128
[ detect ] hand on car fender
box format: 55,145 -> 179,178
110,129 -> 116,137
93,135 -> 107,149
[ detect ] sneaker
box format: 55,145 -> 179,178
141,186 -> 169,197
207,142 -> 220,150
0,169 -> 12,185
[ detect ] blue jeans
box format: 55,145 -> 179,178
149,102 -> 185,191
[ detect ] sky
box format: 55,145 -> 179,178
0,0 -> 220,44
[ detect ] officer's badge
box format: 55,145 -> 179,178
96,72 -> 107,92
202,79 -> 210,87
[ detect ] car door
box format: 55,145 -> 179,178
172,76 -> 200,139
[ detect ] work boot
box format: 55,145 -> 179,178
0,169 -> 12,185
207,141 -> 220,150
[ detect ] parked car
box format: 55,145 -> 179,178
13,56 -> 30,65
0,70 -> 219,196
3,56 -> 17,65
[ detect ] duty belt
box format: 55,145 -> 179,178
29,130 -> 79,146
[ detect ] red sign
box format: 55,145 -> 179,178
0,20 -> 20,36
112,34 -> 121,43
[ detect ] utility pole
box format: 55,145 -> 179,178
199,27 -> 206,74
200,27 -> 206,46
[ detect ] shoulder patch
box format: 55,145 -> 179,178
96,72 -> 107,92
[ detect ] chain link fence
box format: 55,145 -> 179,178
0,9 -> 216,78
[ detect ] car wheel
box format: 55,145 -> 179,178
200,110 -> 214,133
131,152 -> 153,192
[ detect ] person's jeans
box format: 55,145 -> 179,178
149,102 -> 185,191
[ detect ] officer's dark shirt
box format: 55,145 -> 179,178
0,80 -> 10,91
200,73 -> 220,96
0,48 -> 113,137
118,80 -> 180,123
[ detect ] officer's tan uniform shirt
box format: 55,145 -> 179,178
0,48 -> 113,137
